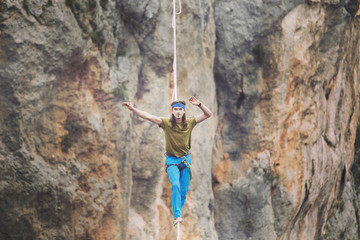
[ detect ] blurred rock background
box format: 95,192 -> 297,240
0,0 -> 359,239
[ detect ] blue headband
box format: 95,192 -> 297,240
172,103 -> 185,110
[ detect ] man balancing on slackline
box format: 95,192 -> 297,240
122,96 -> 212,225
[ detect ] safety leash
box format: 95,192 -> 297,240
181,156 -> 192,180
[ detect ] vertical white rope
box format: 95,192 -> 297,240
172,0 -> 181,102
177,223 -> 181,240
172,0 -> 177,102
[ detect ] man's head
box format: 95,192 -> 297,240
171,100 -> 186,119
170,100 -> 187,130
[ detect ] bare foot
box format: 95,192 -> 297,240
173,217 -> 183,226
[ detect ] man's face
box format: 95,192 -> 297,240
172,107 -> 185,119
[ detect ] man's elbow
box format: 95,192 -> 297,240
206,111 -> 212,118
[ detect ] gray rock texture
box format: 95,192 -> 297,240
214,151 -> 278,240
323,128 -> 360,239
323,176 -> 360,240
0,0 -> 359,239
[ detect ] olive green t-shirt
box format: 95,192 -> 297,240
159,117 -> 197,157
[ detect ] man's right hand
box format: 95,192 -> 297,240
122,102 -> 134,111
122,102 -> 162,124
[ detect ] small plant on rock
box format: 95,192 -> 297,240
113,83 -> 128,101
61,119 -> 82,153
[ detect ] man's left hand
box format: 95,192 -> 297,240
189,96 -> 201,106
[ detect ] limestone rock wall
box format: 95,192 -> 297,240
0,0 -> 217,239
213,1 -> 360,239
0,0 -> 359,240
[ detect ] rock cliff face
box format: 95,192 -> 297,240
213,1 -> 360,239
0,0 -> 359,240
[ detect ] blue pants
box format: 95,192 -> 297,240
166,155 -> 192,218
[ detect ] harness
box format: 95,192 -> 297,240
165,153 -> 192,180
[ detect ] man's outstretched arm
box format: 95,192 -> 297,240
122,102 -> 162,125
189,96 -> 212,124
